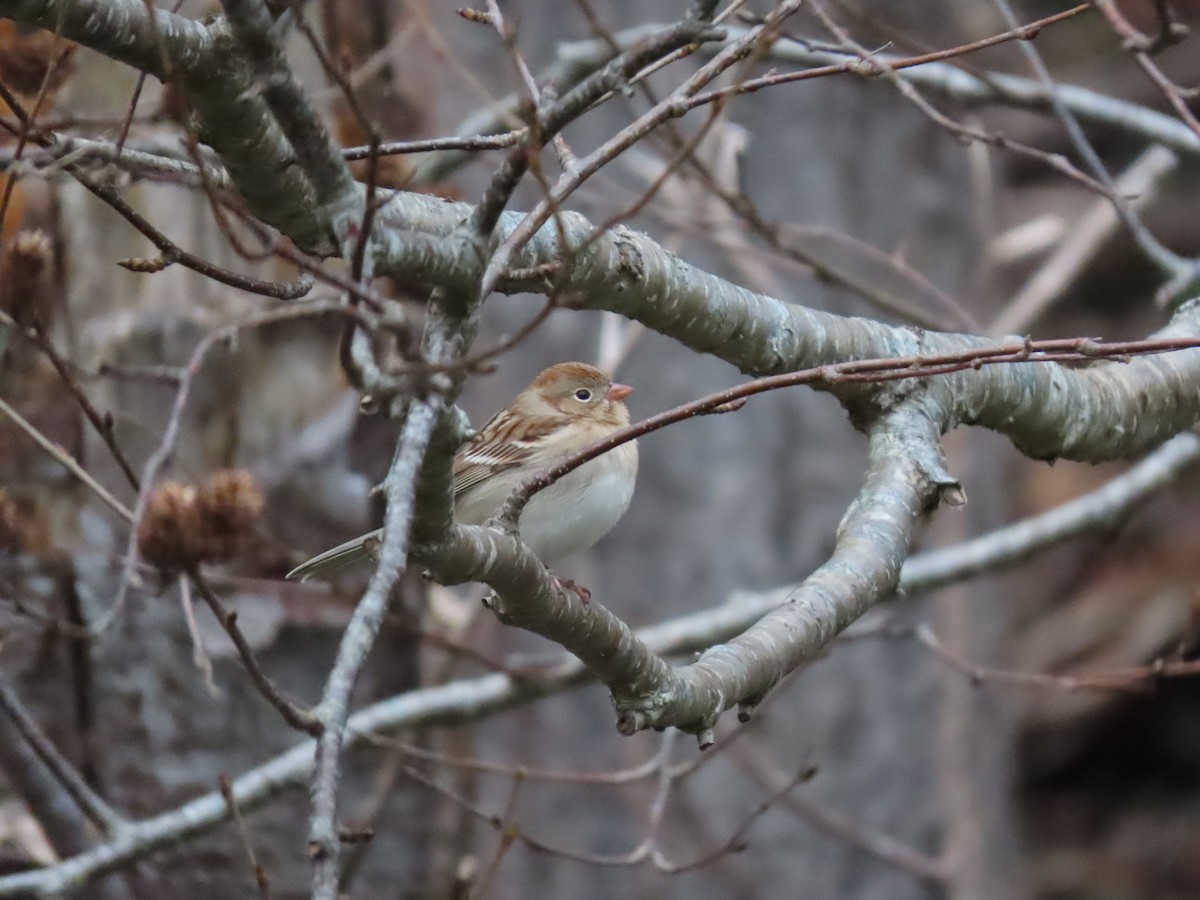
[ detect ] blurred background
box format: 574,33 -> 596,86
3,1 -> 1200,897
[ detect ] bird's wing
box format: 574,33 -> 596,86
452,411 -> 560,498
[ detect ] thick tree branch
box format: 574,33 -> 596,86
622,403 -> 948,737
3,0 -> 334,251
372,188 -> 1200,459
411,398 -> 949,741
219,0 -> 360,236
10,0 -> 1200,752
2,424 -> 1195,896
2,0 -> 1198,894
6,2 -> 1200,443
2,0 -> 212,79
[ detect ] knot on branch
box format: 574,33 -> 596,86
610,228 -> 647,286
615,708 -> 650,736
917,456 -> 965,510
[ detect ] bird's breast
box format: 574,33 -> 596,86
519,441 -> 637,563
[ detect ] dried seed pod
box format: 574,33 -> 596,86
0,489 -> 21,553
197,470 -> 264,562
0,230 -> 52,327
139,471 -> 264,570
137,482 -> 205,571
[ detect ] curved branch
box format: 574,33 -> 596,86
1,428 -> 1194,896
4,0 -> 333,251
420,400 -> 949,741
219,0 -> 359,232
617,403 -> 949,736
374,189 -> 1200,460
7,3 -> 1200,467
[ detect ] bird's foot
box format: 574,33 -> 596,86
554,577 -> 591,605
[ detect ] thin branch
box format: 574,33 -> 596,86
3,422 -> 1198,895
806,2 -> 1124,201
0,682 -> 128,837
16,318 -> 143,491
1091,0 -> 1199,147
307,402 -> 439,899
915,623 -> 1200,693
103,301 -> 367,632
78,178 -> 315,300
989,145 -> 1179,335
736,746 -> 948,885
478,2 -> 801,298
468,16 -> 725,242
0,84 -> 311,299
502,334 -> 1200,527
342,132 -> 522,159
0,395 -> 134,521
218,774 -> 272,900
361,733 -> 695,785
726,31 -> 1200,158
986,0 -> 1194,288
188,572 -> 322,736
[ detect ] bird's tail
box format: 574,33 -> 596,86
285,528 -> 382,582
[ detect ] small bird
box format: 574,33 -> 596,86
286,362 -> 638,582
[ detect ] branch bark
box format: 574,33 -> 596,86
1,425 -> 1195,896
4,3 -> 1200,893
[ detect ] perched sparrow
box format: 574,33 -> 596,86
286,362 -> 638,582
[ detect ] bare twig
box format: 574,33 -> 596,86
104,301 -> 366,632
2,414 -> 1198,896
219,773 -> 272,900
0,682 -> 128,837
917,623 -> 1200,693
15,317 -> 142,490
501,334 -> 1200,526
189,572 -> 322,736
735,745 -> 948,885
0,395 -> 134,521
988,0 -> 1196,292
990,145 -> 1179,335
807,2 -> 1119,201
79,178 -> 315,300
307,402 -> 440,898
178,574 -> 217,697
468,17 -> 725,243
479,2 -> 801,298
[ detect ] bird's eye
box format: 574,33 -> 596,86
574,388 -> 592,401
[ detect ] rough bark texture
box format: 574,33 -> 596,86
3,0 -> 1198,898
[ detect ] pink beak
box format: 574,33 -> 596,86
606,383 -> 633,402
